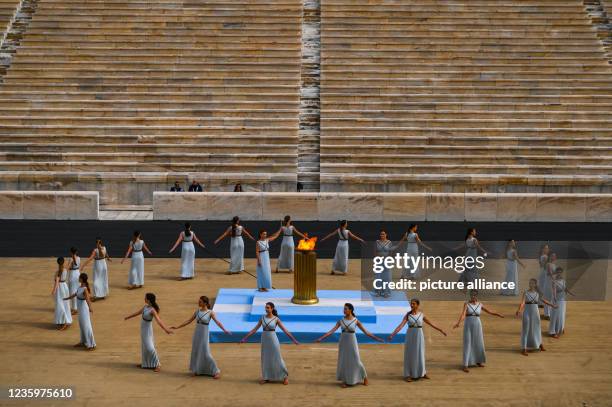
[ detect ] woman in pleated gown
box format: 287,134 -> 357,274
316,303 -> 384,387
124,293 -> 173,372
241,302 -> 299,385
171,296 -> 232,378
453,290 -> 503,372
388,299 -> 447,382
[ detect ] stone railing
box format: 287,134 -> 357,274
153,192 -> 612,222
0,191 -> 99,219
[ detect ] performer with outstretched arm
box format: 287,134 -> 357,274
240,302 -> 299,385
214,216 -> 255,274
453,289 -> 504,372
275,215 -> 307,273
171,296 -> 231,378
315,303 -> 384,387
388,298 -> 447,382
320,220 -> 365,275
169,222 -> 206,280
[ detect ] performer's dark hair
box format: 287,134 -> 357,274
231,216 -> 240,237
465,228 -> 475,241
79,273 -> 90,293
184,222 -> 192,237
132,230 -> 141,242
344,303 -> 355,317
56,257 -> 64,277
200,295 -> 210,308
339,220 -> 347,228
259,229 -> 266,239
283,215 -> 291,226
70,246 -> 78,255
409,224 -> 417,231
266,302 -> 278,317
411,298 -> 421,306
146,293 -> 160,313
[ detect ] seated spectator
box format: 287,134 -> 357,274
188,180 -> 203,192
170,181 -> 184,192
234,183 -> 243,192
297,182 -> 304,192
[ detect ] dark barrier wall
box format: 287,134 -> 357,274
0,220 -> 610,259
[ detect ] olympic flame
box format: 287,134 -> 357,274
296,235 -> 317,251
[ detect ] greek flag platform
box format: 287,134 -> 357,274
210,288 -> 411,344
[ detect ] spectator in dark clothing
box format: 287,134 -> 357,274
170,181 -> 184,192
234,183 -> 243,192
188,180 -> 203,192
297,182 -> 304,192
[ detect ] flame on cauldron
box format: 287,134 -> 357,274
296,235 -> 317,251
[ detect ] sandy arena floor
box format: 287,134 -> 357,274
1,257 -> 611,407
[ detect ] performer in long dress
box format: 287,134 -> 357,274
401,224 -> 432,279
52,257 -> 72,330
275,215 -> 306,273
453,290 -> 503,372
388,298 -> 447,382
121,230 -> 153,289
374,230 -> 405,297
537,244 -> 550,307
315,303 -> 384,387
320,220 -> 365,275
459,228 -> 488,285
501,239 -> 525,296
124,293 -> 173,372
171,296 -> 232,378
240,302 -> 299,385
542,252 -> 558,319
214,216 -> 255,274
66,247 -> 81,314
549,267 -> 574,338
516,278 -> 556,356
81,238 -> 111,301
169,223 -> 206,280
64,273 -> 96,350
256,229 -> 281,292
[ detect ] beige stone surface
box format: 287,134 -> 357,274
465,193 -> 498,222
0,191 -> 99,220
535,194 -> 587,222
206,192 -> 263,220
22,192 -> 57,220
585,195 -> 612,222
154,193 -> 208,220
497,193 -> 538,222
0,191 -> 24,219
262,193 -> 318,221
55,191 -> 99,220
0,258 -> 611,407
426,193 -> 465,221
344,193 -> 383,221
153,193 -> 612,222
382,193 -> 426,221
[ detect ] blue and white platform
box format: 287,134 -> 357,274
210,289 -> 410,344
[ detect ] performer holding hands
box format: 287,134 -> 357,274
240,302 -> 299,385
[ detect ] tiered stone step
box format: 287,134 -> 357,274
0,0 -> 302,203
0,0 -> 18,32
320,0 -> 612,192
